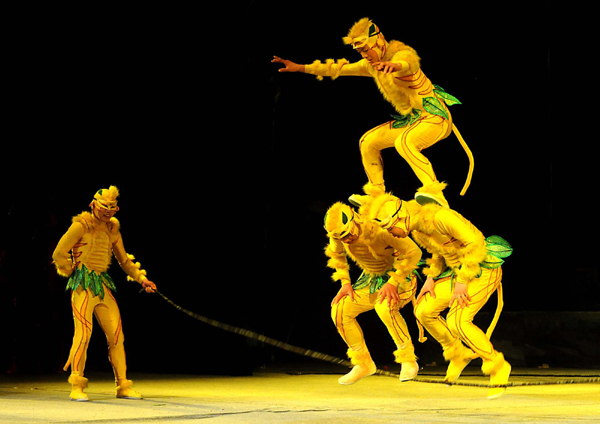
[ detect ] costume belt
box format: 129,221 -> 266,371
352,271 -> 391,293
66,264 -> 117,299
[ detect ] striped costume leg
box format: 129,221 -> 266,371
413,277 -> 458,351
374,276 -> 417,353
331,288 -> 375,354
94,287 -> 127,383
64,287 -> 99,377
446,268 -> 503,361
393,113 -> 452,187
359,122 -> 399,189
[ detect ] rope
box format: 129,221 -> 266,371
154,290 -> 600,388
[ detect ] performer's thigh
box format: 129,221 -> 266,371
359,122 -> 403,154
449,268 -> 502,322
331,289 -> 375,348
374,298 -> 412,344
397,275 -> 418,308
396,115 -> 450,154
67,287 -> 98,374
414,278 -> 452,321
71,287 -> 96,337
331,288 -> 375,323
447,268 -> 502,358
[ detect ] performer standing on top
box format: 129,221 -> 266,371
53,186 -> 157,401
273,17 -> 473,207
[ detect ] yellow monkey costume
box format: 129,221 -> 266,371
324,202 -> 422,384
365,188 -> 513,398
304,18 -> 474,206
53,186 -> 150,401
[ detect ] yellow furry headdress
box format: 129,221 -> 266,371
90,186 -> 120,211
324,202 -> 358,240
343,17 -> 384,49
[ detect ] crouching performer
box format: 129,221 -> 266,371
52,186 -> 157,401
366,186 -> 513,398
324,201 -> 422,384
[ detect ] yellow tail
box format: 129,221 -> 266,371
452,123 -> 474,196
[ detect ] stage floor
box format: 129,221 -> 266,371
1,366 -> 599,423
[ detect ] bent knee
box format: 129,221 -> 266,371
359,132 -> 382,154
414,301 -> 437,323
374,300 -> 395,317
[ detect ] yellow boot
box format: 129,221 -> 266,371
116,379 -> 142,400
443,339 -> 478,384
338,347 -> 376,385
68,375 -> 89,402
348,183 -> 385,207
414,182 -> 449,208
482,353 -> 511,399
394,344 -> 419,382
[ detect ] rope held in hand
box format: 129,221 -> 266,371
155,290 -> 600,388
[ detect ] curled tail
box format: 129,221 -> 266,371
452,123 -> 474,196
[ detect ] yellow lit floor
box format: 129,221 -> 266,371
1,367 -> 598,423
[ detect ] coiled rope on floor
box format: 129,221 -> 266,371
155,290 -> 600,388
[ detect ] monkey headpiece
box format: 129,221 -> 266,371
324,202 -> 360,240
343,17 -> 387,56
90,186 -> 120,212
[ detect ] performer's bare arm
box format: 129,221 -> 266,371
271,56 -> 306,73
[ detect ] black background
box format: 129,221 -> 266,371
2,2 -> 598,375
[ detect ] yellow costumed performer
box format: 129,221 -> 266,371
52,186 -> 157,402
324,201 -> 422,384
273,18 -> 473,207
363,185 -> 513,399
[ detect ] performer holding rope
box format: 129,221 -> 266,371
362,187 -> 513,399
53,186 -> 157,402
272,17 -> 473,208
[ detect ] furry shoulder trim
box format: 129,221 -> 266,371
359,192 -> 399,221
72,212 -> 120,233
72,211 -> 94,231
383,40 -> 420,64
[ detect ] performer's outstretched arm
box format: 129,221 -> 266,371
271,56 -> 306,73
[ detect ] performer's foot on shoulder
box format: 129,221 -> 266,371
349,183 -> 386,207
415,182 -> 449,208
348,194 -> 368,207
